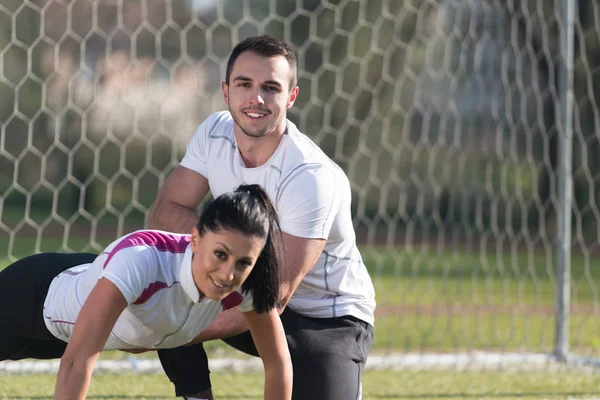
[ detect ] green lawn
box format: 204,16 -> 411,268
2,233 -> 600,399
1,233 -> 600,355
363,248 -> 600,354
1,369 -> 599,399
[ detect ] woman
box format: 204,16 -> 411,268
0,184 -> 291,400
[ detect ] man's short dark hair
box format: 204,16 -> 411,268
225,35 -> 298,90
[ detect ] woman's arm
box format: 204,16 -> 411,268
54,278 -> 127,400
243,309 -> 292,400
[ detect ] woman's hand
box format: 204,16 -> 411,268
243,308 -> 292,400
54,278 -> 127,400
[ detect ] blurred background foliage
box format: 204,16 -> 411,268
0,0 -> 599,252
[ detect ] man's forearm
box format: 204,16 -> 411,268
190,308 -> 249,344
148,201 -> 199,233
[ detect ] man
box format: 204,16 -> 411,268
149,35 -> 375,400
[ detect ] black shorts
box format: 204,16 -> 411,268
0,252 -> 97,361
158,307 -> 374,399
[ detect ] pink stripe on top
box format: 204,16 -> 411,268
133,281 -> 175,305
103,230 -> 191,269
221,291 -> 243,311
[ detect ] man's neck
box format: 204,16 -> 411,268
234,127 -> 285,168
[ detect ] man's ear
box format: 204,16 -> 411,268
287,86 -> 299,109
222,81 -> 229,105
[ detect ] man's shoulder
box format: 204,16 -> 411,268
283,119 -> 336,168
279,121 -> 349,193
189,111 -> 235,152
203,111 -> 234,137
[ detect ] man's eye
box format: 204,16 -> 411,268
265,86 -> 279,92
239,82 -> 250,87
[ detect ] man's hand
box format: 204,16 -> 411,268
189,307 -> 249,344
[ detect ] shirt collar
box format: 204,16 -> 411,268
179,246 -> 201,303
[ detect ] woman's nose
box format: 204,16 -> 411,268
216,262 -> 235,282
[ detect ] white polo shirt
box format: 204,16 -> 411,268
180,111 -> 376,326
43,230 -> 253,350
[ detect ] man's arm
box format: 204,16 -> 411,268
277,232 -> 325,310
148,165 -> 210,233
191,232 -> 325,342
189,307 -> 248,343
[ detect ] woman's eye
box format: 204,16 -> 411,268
214,251 -> 227,259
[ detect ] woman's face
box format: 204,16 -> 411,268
190,227 -> 264,301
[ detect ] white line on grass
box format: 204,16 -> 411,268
1,352 -> 599,375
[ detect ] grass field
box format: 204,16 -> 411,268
1,232 -> 600,354
1,369 -> 600,399
2,232 -> 600,399
368,247 -> 600,353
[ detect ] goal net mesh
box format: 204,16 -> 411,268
1,0 -> 599,364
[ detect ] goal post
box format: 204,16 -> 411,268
1,0 -> 599,364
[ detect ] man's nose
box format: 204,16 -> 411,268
248,88 -> 265,105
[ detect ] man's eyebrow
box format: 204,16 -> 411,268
232,75 -> 282,88
263,80 -> 282,88
232,75 -> 252,82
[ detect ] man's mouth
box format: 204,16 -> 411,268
243,110 -> 268,119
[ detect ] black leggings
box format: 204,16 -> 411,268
0,252 -> 97,361
158,308 -> 374,400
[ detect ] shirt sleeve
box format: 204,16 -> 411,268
238,290 -> 254,313
99,247 -> 157,304
276,165 -> 340,239
179,113 -> 218,177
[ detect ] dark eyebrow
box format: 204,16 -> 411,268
263,80 -> 282,88
232,75 -> 252,83
232,75 -> 282,88
216,242 -> 232,254
216,241 -> 254,263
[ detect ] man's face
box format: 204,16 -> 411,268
222,51 -> 298,138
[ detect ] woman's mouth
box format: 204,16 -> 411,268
211,278 -> 231,290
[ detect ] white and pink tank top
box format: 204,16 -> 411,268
43,230 -> 253,350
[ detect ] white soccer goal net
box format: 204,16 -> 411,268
1,0 -> 599,369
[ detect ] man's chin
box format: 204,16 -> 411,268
242,129 -> 268,138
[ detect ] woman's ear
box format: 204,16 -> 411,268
191,227 -> 201,252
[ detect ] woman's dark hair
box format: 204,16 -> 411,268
225,35 -> 297,90
196,184 -> 282,313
